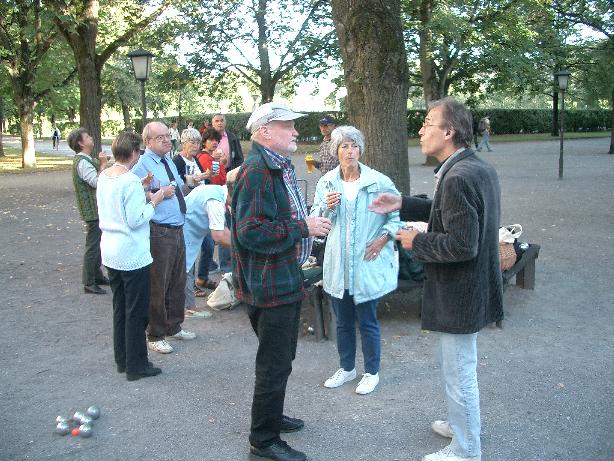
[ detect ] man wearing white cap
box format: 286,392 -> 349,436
232,102 -> 332,461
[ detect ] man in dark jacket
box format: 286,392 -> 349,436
370,98 -> 502,461
232,102 -> 331,461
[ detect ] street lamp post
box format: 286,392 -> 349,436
127,49 -> 154,130
555,69 -> 570,180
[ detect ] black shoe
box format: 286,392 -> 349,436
118,361 -> 154,374
96,276 -> 110,285
126,366 -> 161,381
280,415 -> 304,433
250,440 -> 306,461
84,284 -> 106,294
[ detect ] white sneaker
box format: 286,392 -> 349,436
355,372 -> 379,394
147,339 -> 174,354
166,329 -> 196,340
324,368 -> 357,388
431,420 -> 454,438
422,445 -> 481,461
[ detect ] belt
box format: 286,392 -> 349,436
151,222 -> 183,230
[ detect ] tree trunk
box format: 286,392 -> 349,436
331,0 -> 410,193
120,98 -> 131,131
552,89 -> 559,137
13,81 -> 37,167
256,0 -> 274,103
609,85 -> 613,155
419,0 -> 438,107
75,38 -> 103,153
18,104 -> 36,168
0,96 -> 5,157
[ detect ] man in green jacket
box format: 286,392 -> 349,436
68,128 -> 109,294
232,102 -> 331,461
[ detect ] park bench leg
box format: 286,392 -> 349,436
516,258 -> 536,289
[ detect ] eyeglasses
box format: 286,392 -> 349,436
422,120 -> 446,128
152,134 -> 171,141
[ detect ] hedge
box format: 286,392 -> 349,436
174,109 -> 609,140
11,108 -> 606,140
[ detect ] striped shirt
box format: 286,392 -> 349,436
264,148 -> 312,265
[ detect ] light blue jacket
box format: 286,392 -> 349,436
311,162 -> 401,304
183,184 -> 225,272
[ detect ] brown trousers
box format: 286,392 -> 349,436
147,224 -> 186,340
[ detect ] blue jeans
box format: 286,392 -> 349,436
330,290 -> 380,375
197,232 -> 215,280
439,332 -> 481,457
218,245 -> 232,273
477,131 -> 492,151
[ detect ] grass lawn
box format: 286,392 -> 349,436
0,147 -> 72,174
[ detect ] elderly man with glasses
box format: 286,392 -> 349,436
370,98 -> 502,461
132,121 -> 196,355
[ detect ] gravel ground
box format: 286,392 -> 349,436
0,137 -> 612,461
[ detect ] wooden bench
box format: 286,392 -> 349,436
304,243 -> 540,340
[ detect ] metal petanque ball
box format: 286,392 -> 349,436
86,406 -> 100,420
55,415 -> 70,424
79,423 -> 93,438
55,422 -> 70,436
80,415 -> 93,425
72,411 -> 85,424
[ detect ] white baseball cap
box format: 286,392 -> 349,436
246,102 -> 306,133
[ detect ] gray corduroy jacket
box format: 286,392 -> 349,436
401,149 -> 503,333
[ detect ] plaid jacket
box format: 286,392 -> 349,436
231,142 -> 310,307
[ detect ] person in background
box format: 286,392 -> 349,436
97,131 -> 164,381
212,113 -> 244,273
477,116 -> 493,152
370,97 -> 502,461
182,183 -> 231,319
132,121 -> 196,355
52,126 -> 61,150
68,127 -> 109,295
313,115 -> 338,175
232,102 -> 332,461
169,121 -> 180,155
172,128 -> 210,190
311,125 -> 401,396
211,113 -> 244,170
198,119 -> 210,134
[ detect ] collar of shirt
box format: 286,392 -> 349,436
144,147 -> 171,164
263,148 -> 290,169
77,151 -> 93,159
434,147 -> 465,179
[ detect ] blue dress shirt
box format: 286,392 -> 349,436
132,148 -> 186,226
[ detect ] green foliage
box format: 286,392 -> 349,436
179,0 -> 338,102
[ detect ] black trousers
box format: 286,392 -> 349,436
83,220 -> 104,286
247,301 -> 301,448
107,265 -> 151,373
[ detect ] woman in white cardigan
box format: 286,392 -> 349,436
96,131 -> 164,381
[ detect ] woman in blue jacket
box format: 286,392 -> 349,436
311,126 -> 401,395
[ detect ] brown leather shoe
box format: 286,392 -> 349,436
84,284 -> 106,294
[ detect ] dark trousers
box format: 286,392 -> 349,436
83,220 -> 104,286
247,301 -> 301,448
107,265 -> 150,373
148,224 -> 186,340
197,232 -> 215,280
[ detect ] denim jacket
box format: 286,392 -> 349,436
311,162 -> 402,304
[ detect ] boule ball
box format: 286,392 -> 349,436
80,415 -> 93,425
79,423 -> 93,438
55,415 -> 69,424
55,422 -> 70,436
86,406 -> 100,419
72,411 -> 85,424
